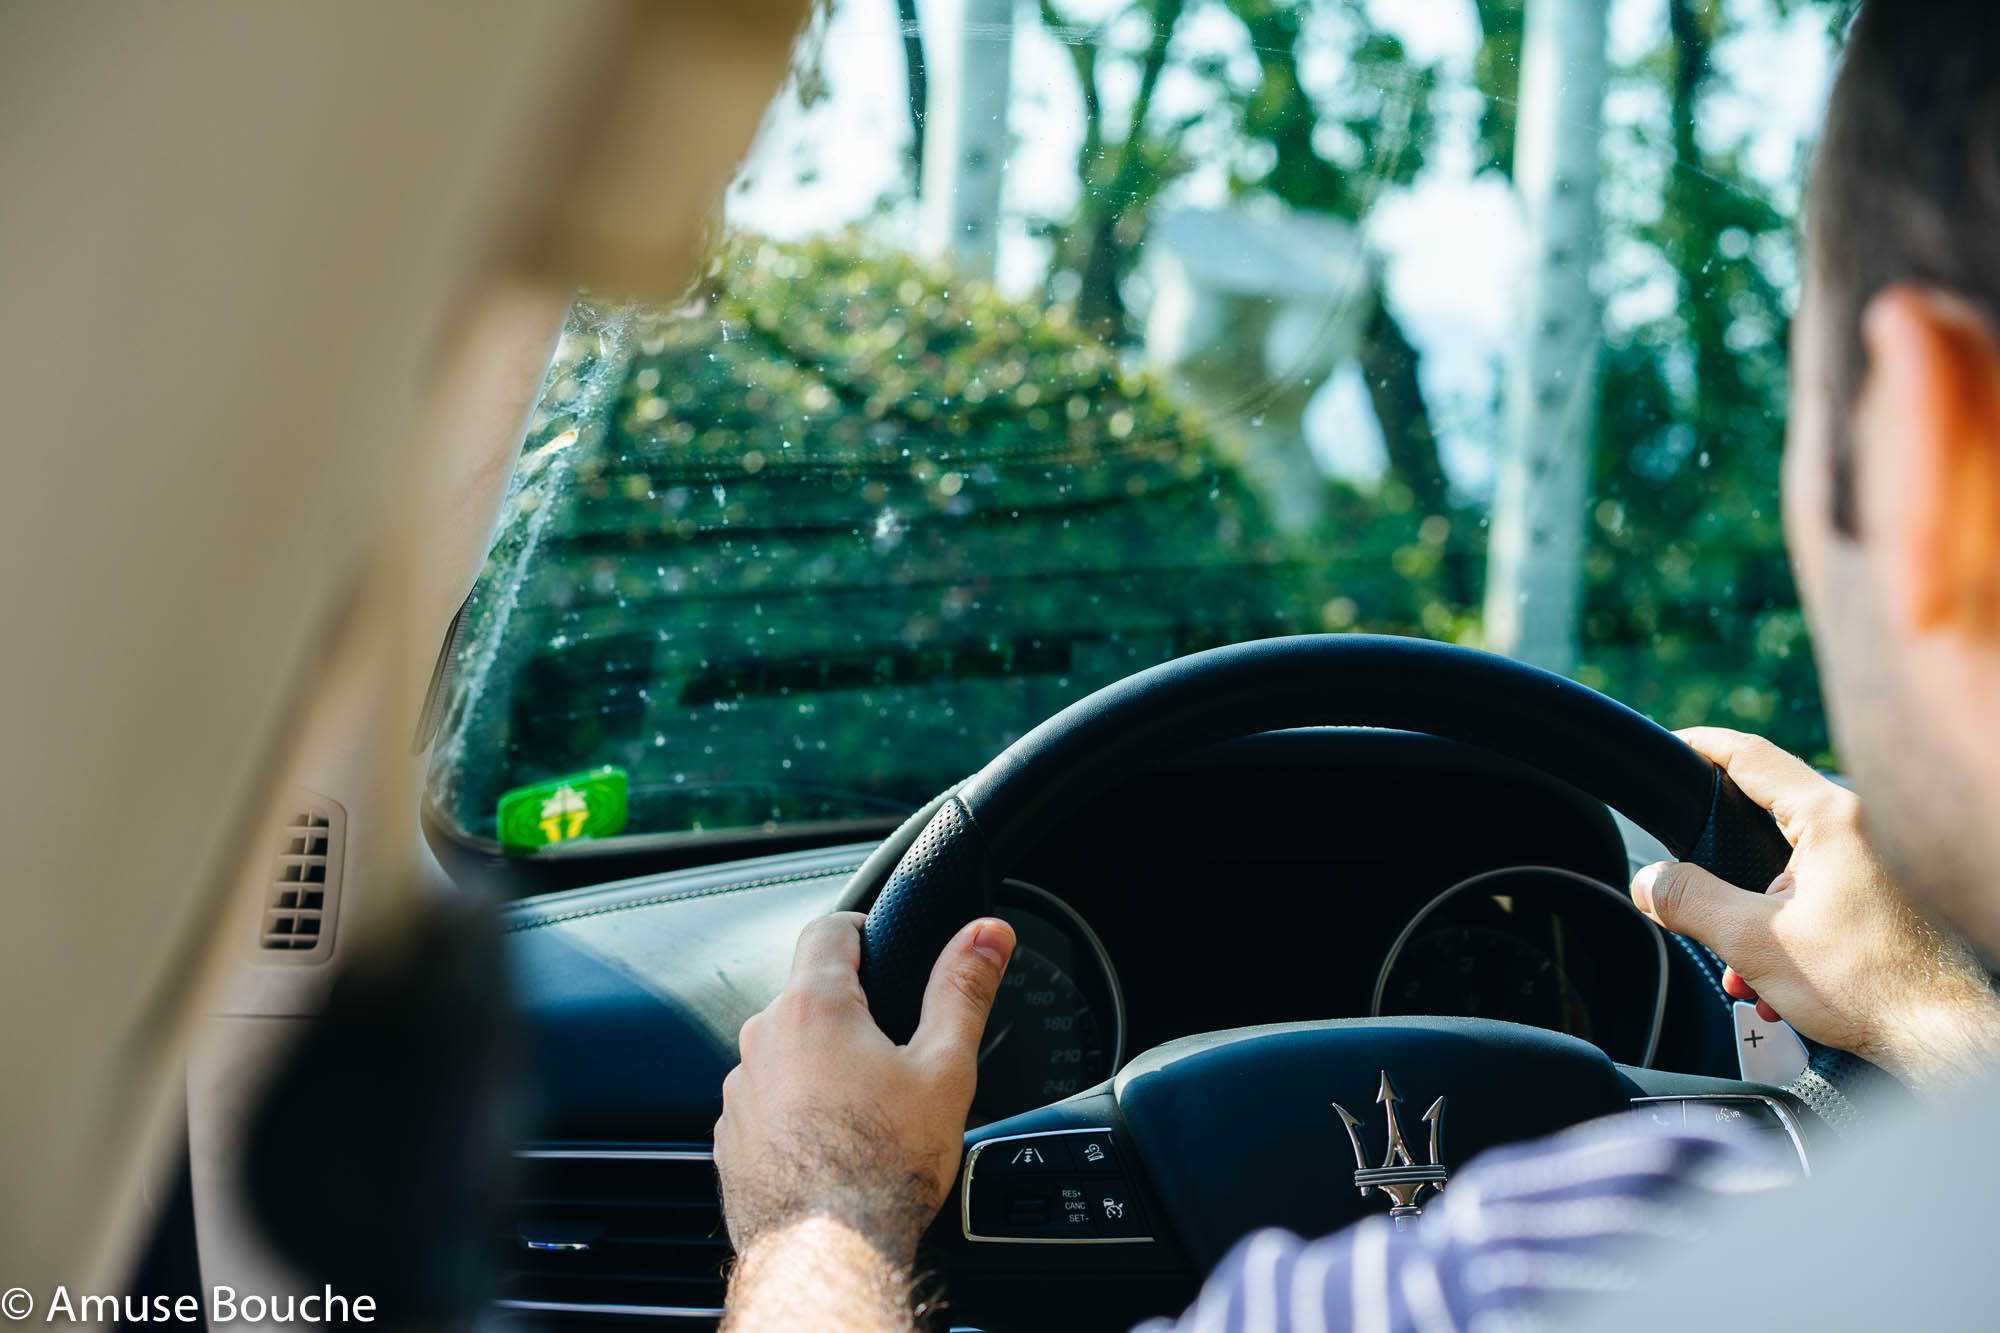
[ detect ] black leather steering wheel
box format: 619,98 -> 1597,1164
836,636 -> 1896,1301
852,634 -> 1790,1039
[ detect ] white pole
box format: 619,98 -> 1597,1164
919,0 -> 1015,278
1483,0 -> 1608,674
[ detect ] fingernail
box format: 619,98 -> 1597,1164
1632,864 -> 1660,914
971,919 -> 1013,964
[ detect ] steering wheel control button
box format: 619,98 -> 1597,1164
996,1138 -> 1072,1173
962,1129 -> 1153,1243
1732,1001 -> 1809,1085
1087,1179 -> 1148,1237
1054,1182 -> 1096,1232
1631,1096 -> 1809,1176
972,1181 -> 1095,1239
1635,1098 -> 1685,1130
1684,1097 -> 1751,1132
1004,1194 -> 1052,1228
1070,1132 -> 1118,1171
1683,1096 -> 1809,1175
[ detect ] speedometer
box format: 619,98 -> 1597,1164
970,881 -> 1124,1124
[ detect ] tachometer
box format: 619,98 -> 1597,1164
1372,865 -> 1668,1065
970,881 -> 1124,1124
1377,922 -> 1591,1039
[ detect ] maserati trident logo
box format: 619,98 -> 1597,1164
1333,1071 -> 1447,1228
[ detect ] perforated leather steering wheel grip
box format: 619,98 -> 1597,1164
1690,762 -> 1794,898
857,795 -> 993,1044
855,635 -> 1793,1044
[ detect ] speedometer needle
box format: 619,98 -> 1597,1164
977,1022 -> 1015,1062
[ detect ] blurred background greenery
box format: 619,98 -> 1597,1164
430,0 -> 1846,845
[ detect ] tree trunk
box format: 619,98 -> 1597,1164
1358,288 -> 1468,601
896,0 -> 927,182
1057,0 -> 1183,334
1358,291 -> 1450,520
920,0 -> 1017,278
1666,0 -> 1729,440
1482,0 -> 1607,673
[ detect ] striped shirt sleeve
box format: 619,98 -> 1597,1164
1131,1112 -> 1794,1333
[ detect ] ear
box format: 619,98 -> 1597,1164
1857,286 -> 2000,638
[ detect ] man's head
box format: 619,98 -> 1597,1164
1787,0 -> 2000,956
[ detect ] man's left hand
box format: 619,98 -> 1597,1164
714,910 -> 1017,1270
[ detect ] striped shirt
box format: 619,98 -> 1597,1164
1133,1113 -> 1794,1333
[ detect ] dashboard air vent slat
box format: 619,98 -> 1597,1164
260,794 -> 343,958
498,1148 -> 728,1328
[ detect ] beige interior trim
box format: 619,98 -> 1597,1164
0,0 -> 803,1295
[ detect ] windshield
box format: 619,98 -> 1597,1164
427,0 -> 1840,852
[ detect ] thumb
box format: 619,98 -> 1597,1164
1632,861 -> 1779,967
909,917 -> 1016,1064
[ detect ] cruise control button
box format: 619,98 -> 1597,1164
1004,1194 -> 1052,1227
971,1181 -> 1095,1239
987,1137 -> 1072,1173
1087,1178 -> 1148,1238
1054,1180 -> 1096,1234
1068,1131 -> 1119,1171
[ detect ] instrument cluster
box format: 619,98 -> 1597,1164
973,880 -> 1125,1124
973,865 -> 1669,1122
1370,866 -> 1668,1066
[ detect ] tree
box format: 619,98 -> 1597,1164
921,0 -> 1017,276
1035,0 -> 1457,536
896,0 -> 928,177
1483,0 -> 1609,673
1574,0 -> 1830,759
432,234 -> 1319,839
432,0 -> 1853,844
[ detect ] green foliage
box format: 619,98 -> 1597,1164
1469,0 -> 1523,177
433,0 -> 1849,844
433,236 -> 1327,839
1028,0 -> 1834,760
1577,0 -> 1829,760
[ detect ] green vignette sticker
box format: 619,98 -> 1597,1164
496,766 -> 629,851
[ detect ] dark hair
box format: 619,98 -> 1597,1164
1808,0 -> 2000,534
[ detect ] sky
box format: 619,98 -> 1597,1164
725,0 -> 1835,499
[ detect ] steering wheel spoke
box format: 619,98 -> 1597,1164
932,1028 -> 1828,1333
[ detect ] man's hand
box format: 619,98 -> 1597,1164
714,911 -> 1015,1330
1631,727 -> 2000,1090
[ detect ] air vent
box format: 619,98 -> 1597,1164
496,1147 -> 728,1327
261,792 -> 344,957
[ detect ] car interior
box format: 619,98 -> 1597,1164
2,3 -> 1890,1333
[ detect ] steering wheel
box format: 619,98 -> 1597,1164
840,636 -> 1880,1308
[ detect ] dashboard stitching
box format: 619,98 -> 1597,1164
502,864 -> 864,934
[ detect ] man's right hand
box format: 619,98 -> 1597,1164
1631,726 -> 2000,1090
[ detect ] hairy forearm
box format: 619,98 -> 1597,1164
1876,973 -> 2000,1089
721,1216 -> 919,1333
